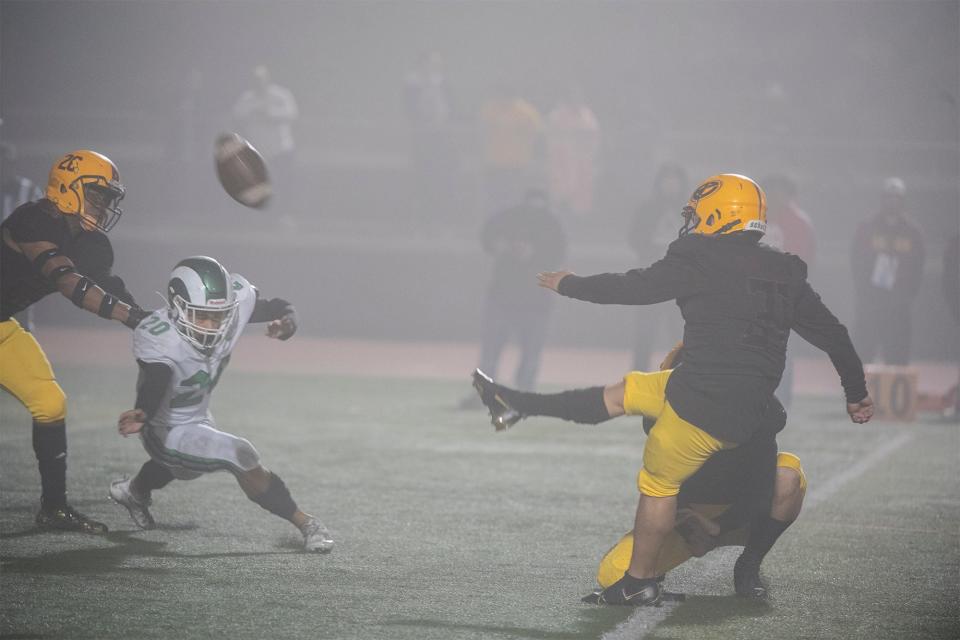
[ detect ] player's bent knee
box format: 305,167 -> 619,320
776,452 -> 807,493
233,438 -> 261,472
637,467 -> 680,497
30,382 -> 67,423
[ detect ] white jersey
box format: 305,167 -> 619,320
132,273 -> 257,429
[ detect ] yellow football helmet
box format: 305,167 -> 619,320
46,150 -> 125,232
679,173 -> 766,238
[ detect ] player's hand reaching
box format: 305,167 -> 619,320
847,395 -> 874,424
266,311 -> 297,341
537,270 -> 573,292
118,409 -> 146,436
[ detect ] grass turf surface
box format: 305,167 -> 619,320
1,366 -> 958,639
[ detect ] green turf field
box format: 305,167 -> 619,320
2,366 -> 958,639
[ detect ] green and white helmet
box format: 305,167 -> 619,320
166,256 -> 239,351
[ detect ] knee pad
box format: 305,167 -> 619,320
30,382 -> 67,423
233,438 -> 261,472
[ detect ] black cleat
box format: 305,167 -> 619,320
36,504 -> 108,534
472,369 -> 522,431
582,588 -> 684,605
733,554 -> 767,599
594,574 -> 662,607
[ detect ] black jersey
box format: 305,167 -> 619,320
1,200 -> 134,320
558,232 -> 866,442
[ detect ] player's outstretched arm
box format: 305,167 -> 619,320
538,242 -> 708,306
249,296 -> 297,340
16,239 -> 145,329
537,270 -> 573,292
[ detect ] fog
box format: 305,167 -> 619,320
2,0 -> 957,359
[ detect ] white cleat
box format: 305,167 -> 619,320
109,477 -> 156,530
301,516 -> 334,553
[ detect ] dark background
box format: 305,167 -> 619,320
2,0 -> 957,358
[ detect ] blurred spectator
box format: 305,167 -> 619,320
545,86 -> 600,218
463,189 -> 567,406
851,177 -> 925,365
943,231 -> 959,417
762,174 -> 816,409
403,51 -> 458,225
232,65 -> 299,216
479,85 -> 543,214
1,135 -> 42,332
944,231 -> 960,326
626,164 -> 688,370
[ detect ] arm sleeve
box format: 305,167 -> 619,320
557,242 -> 707,305
249,296 -> 294,323
135,360 -> 173,420
792,282 -> 867,403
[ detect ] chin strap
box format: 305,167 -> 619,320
678,206 -> 699,238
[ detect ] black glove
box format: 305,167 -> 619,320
123,306 -> 148,330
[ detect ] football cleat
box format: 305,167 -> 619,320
471,369 -> 522,431
591,574 -> 662,607
301,516 -> 334,553
733,554 -> 768,599
35,503 -> 108,534
109,477 -> 156,530
582,585 -> 683,605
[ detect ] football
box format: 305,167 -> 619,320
214,133 -> 271,209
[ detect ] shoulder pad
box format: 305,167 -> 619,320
230,274 -> 256,302
3,201 -> 61,244
132,311 -> 180,365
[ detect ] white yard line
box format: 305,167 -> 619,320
599,430 -> 916,640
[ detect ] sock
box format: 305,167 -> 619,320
741,516 -> 792,564
499,386 -> 611,424
249,473 -> 299,522
133,459 -> 175,498
33,421 -> 67,510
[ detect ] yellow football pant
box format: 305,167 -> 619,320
622,369 -> 734,497
596,452 -> 807,588
0,319 -> 67,423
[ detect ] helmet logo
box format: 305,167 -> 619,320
57,154 -> 83,173
691,180 -> 721,202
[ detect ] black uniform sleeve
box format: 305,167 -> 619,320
135,360 -> 173,420
557,239 -> 708,305
792,282 -> 867,403
249,296 -> 294,323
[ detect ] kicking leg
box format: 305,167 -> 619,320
472,368 -> 622,430
238,466 -> 334,553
